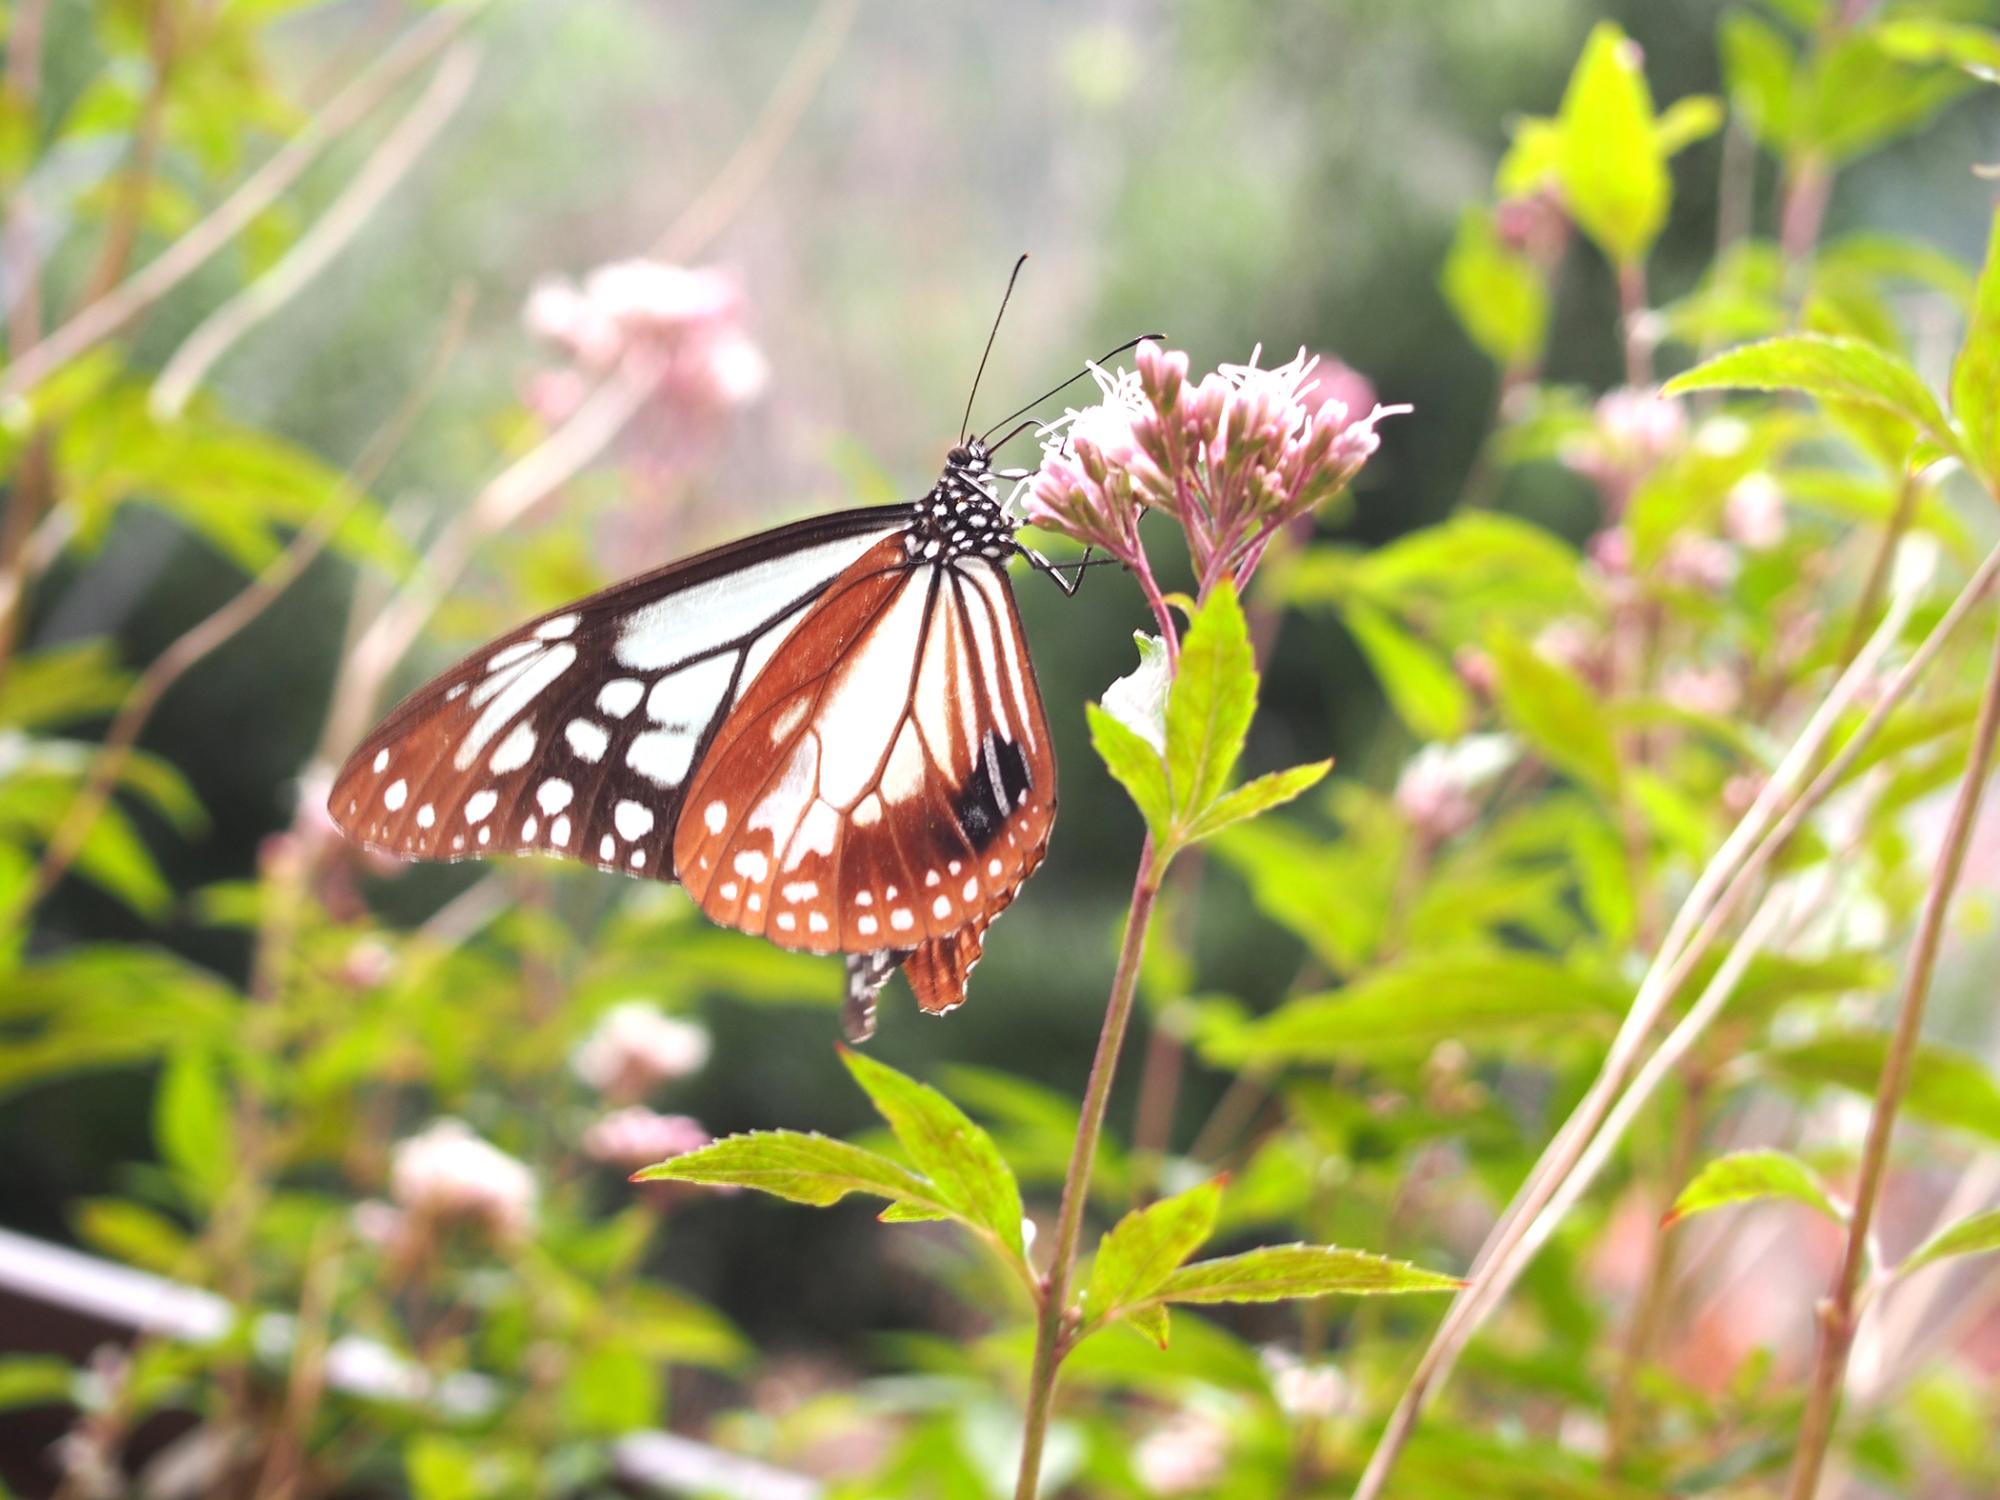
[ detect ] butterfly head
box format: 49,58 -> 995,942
913,438 -> 1015,563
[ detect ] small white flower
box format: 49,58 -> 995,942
390,1119 -> 536,1240
572,1002 -> 711,1096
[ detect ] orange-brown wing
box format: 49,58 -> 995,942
673,547 -> 1055,1020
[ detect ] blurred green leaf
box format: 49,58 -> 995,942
1087,701 -> 1171,846
634,1130 -> 946,1213
1666,1148 -> 1845,1226
1165,579 -> 1256,822
1759,1035 -> 2000,1142
1950,204 -> 2000,489
1488,632 -> 1620,796
1342,600 -> 1471,741
1876,18 -> 2000,80
560,1345 -> 659,1436
0,1357 -> 75,1412
1663,334 -> 1962,467
1801,29 -> 1971,162
155,1049 -> 236,1205
1441,206 -> 1550,367
1206,950 -> 1628,1067
1153,1243 -> 1459,1304
841,1048 -> 1026,1263
1654,95 -> 1724,156
1085,1179 -> 1222,1332
1556,22 -> 1668,266
1901,1208 -> 2000,1277
0,642 -> 131,730
1721,10 -> 1798,149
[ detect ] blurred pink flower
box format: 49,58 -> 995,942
1394,735 -> 1516,845
1662,663 -> 1742,717
390,1119 -> 536,1242
1724,473 -> 1786,550
1660,533 -> 1738,592
1533,616 -> 1606,684
1133,1408 -> 1231,1494
1562,388 -> 1685,513
1261,1347 -> 1350,1421
583,1106 -> 711,1170
571,1002 -> 711,1099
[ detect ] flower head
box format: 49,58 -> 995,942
583,1106 -> 712,1170
1394,734 -> 1517,844
571,1002 -> 711,1099
1133,1407 -> 1232,1495
389,1119 -> 536,1242
1025,340 -> 1405,593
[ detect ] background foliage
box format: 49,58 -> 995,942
4,1 -> 2000,1498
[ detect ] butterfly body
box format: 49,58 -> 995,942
329,439 -> 1055,1039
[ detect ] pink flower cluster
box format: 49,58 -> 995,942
522,259 -> 768,425
1023,342 -> 1406,595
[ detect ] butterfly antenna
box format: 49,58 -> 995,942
961,254 -> 1030,444
978,332 -> 1166,444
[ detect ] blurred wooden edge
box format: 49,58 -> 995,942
0,1225 -> 821,1500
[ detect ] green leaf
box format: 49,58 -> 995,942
1721,10 -> 1798,149
1342,601 -> 1472,741
1759,1035 -> 2000,1143
1164,580 -> 1256,822
1153,1244 -> 1460,1305
1950,204 -> 2000,489
0,641 -> 131,730
1103,631 -> 1170,751
74,1198 -> 193,1275
155,1048 -> 235,1205
1662,334 -> 1962,466
1182,761 -> 1332,844
1901,1208 -> 2000,1277
0,1356 -> 76,1411
1876,19 -> 2000,81
633,1129 -> 947,1214
1124,1303 -> 1171,1348
1487,633 -> 1620,796
1206,950 -> 1628,1067
560,1346 -> 659,1436
1556,22 -> 1668,266
1666,1149 -> 1844,1227
1087,702 -> 1171,846
841,1048 -> 1026,1262
1441,206 -> 1550,367
1085,1180 -> 1223,1327
1654,95 -> 1724,156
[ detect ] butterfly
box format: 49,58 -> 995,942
329,266 -> 1138,1041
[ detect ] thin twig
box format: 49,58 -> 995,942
1785,615 -> 2000,1500
150,42 -> 482,418
650,0 -> 860,263
4,0 -> 52,354
0,1 -> 486,401
1838,467 -> 1927,670
80,0 -> 177,304
18,291 -> 472,914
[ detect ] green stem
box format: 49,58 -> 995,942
1784,613 -> 2000,1500
1014,840 -> 1164,1500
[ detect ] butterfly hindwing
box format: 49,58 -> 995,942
673,549 -> 1056,1012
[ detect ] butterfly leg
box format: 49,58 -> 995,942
843,949 -> 911,1043
1019,544 -> 1095,596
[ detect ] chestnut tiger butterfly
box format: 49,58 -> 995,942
329,261 -> 1147,1041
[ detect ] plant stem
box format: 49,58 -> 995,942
1015,841 -> 1163,1500
1784,615 -> 2000,1500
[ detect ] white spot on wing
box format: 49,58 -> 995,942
647,652 -> 737,729
817,578 -> 932,806
732,849 -> 770,881
703,799 -> 728,834
598,679 -> 644,719
537,778 -> 573,814
465,790 -> 497,823
372,749 -> 390,773
490,720 -> 536,773
628,729 -> 695,787
384,779 -> 408,811
457,643 -> 577,770
565,719 -> 608,763
417,804 -> 435,829
614,801 -> 655,841
551,815 -> 571,846
535,613 -> 579,640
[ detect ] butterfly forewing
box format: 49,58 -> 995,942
672,548 -> 1056,1012
328,509 -> 914,873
